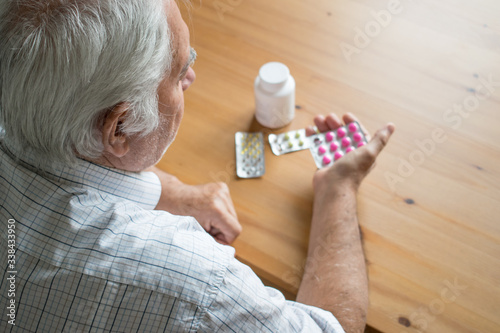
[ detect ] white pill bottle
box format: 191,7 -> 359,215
254,62 -> 295,129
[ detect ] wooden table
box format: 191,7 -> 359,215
158,0 -> 500,332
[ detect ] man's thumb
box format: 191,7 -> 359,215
367,123 -> 395,156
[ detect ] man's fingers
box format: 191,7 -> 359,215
312,114 -> 344,134
342,113 -> 371,141
209,228 -> 228,245
313,113 -> 372,141
213,215 -> 242,244
212,193 -> 241,244
365,123 -> 395,157
314,115 -> 330,132
305,126 -> 317,136
325,113 -> 342,130
342,112 -> 359,124
215,182 -> 238,218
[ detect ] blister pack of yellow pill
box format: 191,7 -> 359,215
235,132 -> 265,178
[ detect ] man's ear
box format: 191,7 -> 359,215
101,102 -> 131,158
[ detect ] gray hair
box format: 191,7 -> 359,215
0,0 -> 172,164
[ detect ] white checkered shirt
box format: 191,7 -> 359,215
0,138 -> 344,332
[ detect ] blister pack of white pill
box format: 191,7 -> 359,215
268,129 -> 309,156
235,132 -> 265,178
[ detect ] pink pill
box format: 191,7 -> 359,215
330,142 -> 339,152
334,151 -> 343,160
348,123 -> 358,132
325,131 -> 335,142
337,127 -> 346,138
357,142 -> 365,148
318,145 -> 326,155
353,132 -> 362,142
322,156 -> 331,165
346,147 -> 354,153
341,137 -> 351,147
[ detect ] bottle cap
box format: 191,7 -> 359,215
258,62 -> 290,93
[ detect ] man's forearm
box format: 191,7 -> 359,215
296,182 -> 368,333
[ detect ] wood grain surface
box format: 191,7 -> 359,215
157,0 -> 500,332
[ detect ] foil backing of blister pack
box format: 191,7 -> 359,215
235,132 -> 265,178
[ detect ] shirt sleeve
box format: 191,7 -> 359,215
139,170 -> 163,210
197,256 -> 345,333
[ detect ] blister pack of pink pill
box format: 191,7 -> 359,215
308,122 -> 367,168
268,122 -> 367,168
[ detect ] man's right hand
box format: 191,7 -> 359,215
150,166 -> 241,245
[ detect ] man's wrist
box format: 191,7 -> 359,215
313,172 -> 359,202
149,166 -> 183,187
149,166 -> 189,212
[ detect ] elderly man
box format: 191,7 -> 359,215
0,0 -> 394,332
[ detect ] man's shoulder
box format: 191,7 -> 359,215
0,146 -> 235,306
